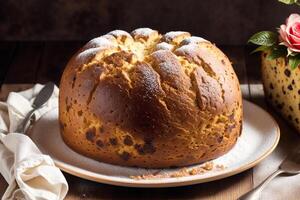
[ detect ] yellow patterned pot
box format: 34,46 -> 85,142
261,52 -> 300,132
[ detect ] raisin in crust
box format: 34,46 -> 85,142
59,28 -> 242,168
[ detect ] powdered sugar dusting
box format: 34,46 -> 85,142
175,44 -> 200,55
181,36 -> 208,45
84,36 -> 117,49
108,30 -> 132,39
164,31 -> 190,42
156,42 -> 174,51
75,47 -> 106,65
131,28 -> 157,37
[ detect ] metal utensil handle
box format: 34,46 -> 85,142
32,82 -> 55,108
15,82 -> 55,133
238,169 -> 284,200
16,109 -> 35,133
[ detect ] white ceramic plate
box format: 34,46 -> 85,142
29,100 -> 280,188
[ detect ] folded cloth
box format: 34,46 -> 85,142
253,121 -> 300,200
0,84 -> 68,200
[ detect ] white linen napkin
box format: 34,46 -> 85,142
253,119 -> 300,200
0,84 -> 68,200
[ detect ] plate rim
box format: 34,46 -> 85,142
32,99 -> 280,188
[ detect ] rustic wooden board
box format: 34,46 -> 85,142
63,170 -> 251,200
0,176 -> 7,198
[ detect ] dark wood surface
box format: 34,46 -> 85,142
0,42 -> 295,199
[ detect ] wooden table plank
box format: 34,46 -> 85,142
36,41 -> 85,85
64,172 -> 251,200
0,176 -> 7,197
3,42 -> 44,84
0,42 -> 17,86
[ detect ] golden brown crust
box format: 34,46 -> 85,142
59,28 -> 242,168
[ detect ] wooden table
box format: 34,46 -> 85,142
0,42 -> 299,200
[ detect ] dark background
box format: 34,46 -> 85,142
1,0 -> 300,45
1,1 -> 300,198
0,0 -> 300,86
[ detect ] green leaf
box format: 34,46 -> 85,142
267,45 -> 287,60
248,31 -> 277,46
251,45 -> 271,54
278,0 -> 298,4
288,54 -> 300,69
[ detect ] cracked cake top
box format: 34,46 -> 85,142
59,28 -> 242,168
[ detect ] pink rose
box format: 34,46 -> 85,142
279,13 -> 300,53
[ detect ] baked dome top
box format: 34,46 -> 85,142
59,28 -> 242,168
